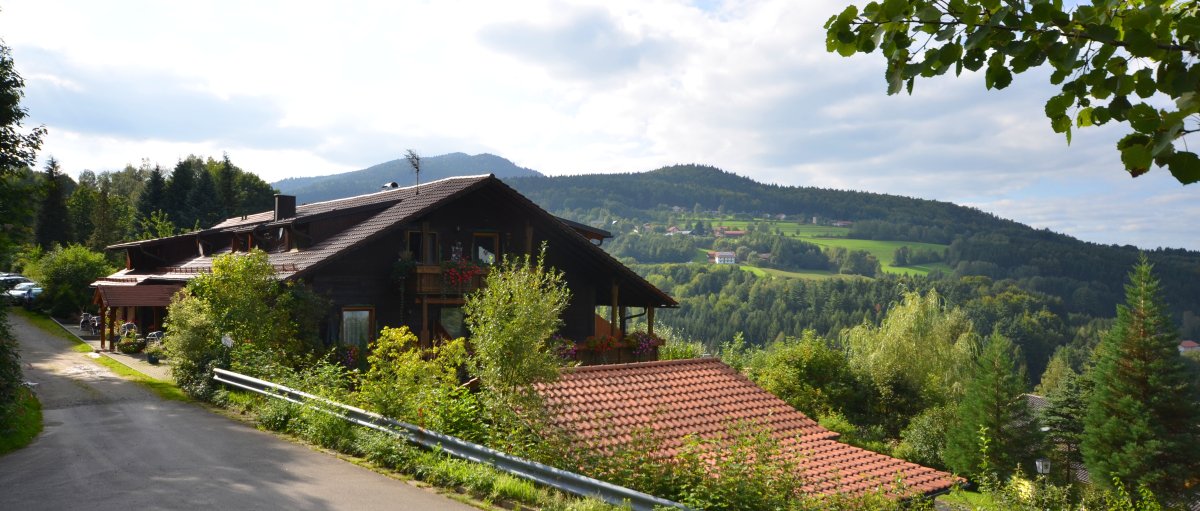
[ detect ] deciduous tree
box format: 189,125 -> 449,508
825,0 -> 1200,183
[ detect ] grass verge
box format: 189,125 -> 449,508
0,387 -> 43,455
13,308 -> 188,402
937,488 -> 994,509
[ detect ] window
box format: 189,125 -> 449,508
473,233 -> 499,265
341,307 -> 374,347
438,307 -> 466,339
407,231 -> 439,263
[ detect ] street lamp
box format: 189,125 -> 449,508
1035,458 -> 1051,475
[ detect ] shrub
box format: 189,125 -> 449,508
297,404 -> 359,453
464,244 -> 569,408
164,292 -> 226,400
0,302 -> 22,422
358,326 -> 484,439
256,398 -> 301,432
24,244 -> 113,317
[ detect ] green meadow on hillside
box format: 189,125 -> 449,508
685,216 -> 950,277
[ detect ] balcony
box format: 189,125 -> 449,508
413,263 -> 488,295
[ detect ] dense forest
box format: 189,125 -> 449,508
508,164 -> 1200,339
2,154 -> 276,267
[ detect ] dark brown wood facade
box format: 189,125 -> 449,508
96,175 -> 676,362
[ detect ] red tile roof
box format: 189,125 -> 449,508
534,358 -> 958,497
1181,340 -> 1199,348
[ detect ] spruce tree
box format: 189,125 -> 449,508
1040,369 -> 1090,484
944,333 -> 1040,480
165,158 -> 197,227
189,164 -> 219,228
137,165 -> 166,220
215,154 -> 236,218
35,157 -> 72,249
1082,255 -> 1200,500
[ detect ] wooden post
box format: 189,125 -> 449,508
99,306 -> 108,350
647,307 -> 655,336
419,299 -> 430,345
610,282 -> 620,339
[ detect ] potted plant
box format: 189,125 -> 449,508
145,343 -> 164,364
392,250 -> 417,284
116,332 -> 147,354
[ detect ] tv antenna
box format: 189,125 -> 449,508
405,149 -> 420,194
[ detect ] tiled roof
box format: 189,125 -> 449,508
1181,340 -> 1199,348
93,284 -> 184,307
533,358 -> 958,497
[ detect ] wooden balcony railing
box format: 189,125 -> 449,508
413,264 -> 488,295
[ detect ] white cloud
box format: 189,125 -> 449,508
0,0 -> 1194,249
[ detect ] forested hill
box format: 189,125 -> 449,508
508,164 -> 1024,241
274,152 -> 541,203
506,164 -> 1200,322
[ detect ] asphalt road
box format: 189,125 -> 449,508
0,312 -> 476,511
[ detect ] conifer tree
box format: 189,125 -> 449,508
137,165 -> 166,220
944,333 -> 1040,480
35,157 -> 72,249
1040,369 -> 1090,484
215,154 -> 236,218
189,164 -> 219,228
165,158 -> 197,227
1082,255 -> 1200,500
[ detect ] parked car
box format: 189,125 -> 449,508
6,282 -> 42,305
0,275 -> 30,291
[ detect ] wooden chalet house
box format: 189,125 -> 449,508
93,174 -> 676,362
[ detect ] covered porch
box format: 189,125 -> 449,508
92,284 -> 183,351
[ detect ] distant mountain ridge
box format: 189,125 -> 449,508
273,152 -> 542,203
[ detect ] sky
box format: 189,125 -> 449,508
1,0 -> 1196,250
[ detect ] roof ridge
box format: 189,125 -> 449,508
561,357 -> 723,374
293,173 -> 492,208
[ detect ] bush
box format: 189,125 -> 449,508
0,302 -> 22,422
358,326 -> 485,439
895,405 -> 954,470
163,292 -> 225,400
256,398 -> 301,432
23,244 -> 113,317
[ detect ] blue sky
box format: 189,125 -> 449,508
1,0 -> 1195,249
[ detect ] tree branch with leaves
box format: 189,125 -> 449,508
826,0 -> 1200,183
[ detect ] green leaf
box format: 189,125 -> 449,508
1051,115 -> 1073,141
1166,152 -> 1200,184
1134,69 -> 1155,98
1045,93 -> 1073,118
1122,29 -> 1158,58
1108,95 -> 1132,120
1126,103 -> 1160,132
1076,107 -> 1094,127
1084,23 -> 1118,43
1120,144 -> 1152,177
1118,134 -> 1153,176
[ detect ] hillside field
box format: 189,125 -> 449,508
687,217 -> 951,277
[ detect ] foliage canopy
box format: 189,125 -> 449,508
825,0 -> 1200,183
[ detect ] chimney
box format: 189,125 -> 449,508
274,194 -> 296,221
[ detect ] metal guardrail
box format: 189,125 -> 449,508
213,367 -> 687,511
